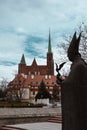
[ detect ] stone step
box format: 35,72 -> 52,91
48,115 -> 62,123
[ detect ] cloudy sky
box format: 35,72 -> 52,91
0,0 -> 87,81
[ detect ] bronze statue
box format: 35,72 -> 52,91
56,62 -> 66,84
65,32 -> 87,84
61,32 -> 87,130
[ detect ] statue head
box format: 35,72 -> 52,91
67,32 -> 81,62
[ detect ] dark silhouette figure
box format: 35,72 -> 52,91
61,32 -> 87,130
56,62 -> 66,84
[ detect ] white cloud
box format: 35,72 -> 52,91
0,32 -> 25,62
0,64 -> 18,81
0,0 -> 87,80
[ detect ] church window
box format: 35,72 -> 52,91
24,75 -> 27,78
45,75 -> 48,79
35,91 -> 37,95
31,75 -> 34,79
50,86 -> 53,89
29,71 -> 31,75
50,91 -> 52,94
35,72 -> 37,75
38,72 -> 40,75
21,73 -> 24,76
49,75 -> 51,79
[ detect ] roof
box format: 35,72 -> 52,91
20,54 -> 26,64
24,75 -> 57,87
8,74 -> 57,89
32,58 -> 37,66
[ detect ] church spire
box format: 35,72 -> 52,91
20,54 -> 26,64
48,29 -> 52,53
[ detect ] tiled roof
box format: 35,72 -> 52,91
24,75 -> 57,87
8,74 -> 57,88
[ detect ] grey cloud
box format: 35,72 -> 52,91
0,60 -> 17,66
0,0 -> 87,80
24,35 -> 47,58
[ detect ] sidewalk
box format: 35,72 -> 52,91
8,122 -> 62,130
0,107 -> 62,129
0,107 -> 61,125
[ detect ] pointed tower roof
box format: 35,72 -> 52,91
32,58 -> 37,66
20,54 -> 26,64
48,29 -> 52,53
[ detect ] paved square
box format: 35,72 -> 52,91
9,122 -> 61,130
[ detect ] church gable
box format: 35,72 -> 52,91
18,31 -> 54,76
26,64 -> 47,76
32,58 -> 37,67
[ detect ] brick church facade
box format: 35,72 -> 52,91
18,32 -> 54,76
8,32 -> 60,101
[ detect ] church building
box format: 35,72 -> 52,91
18,31 -> 54,76
7,31 -> 60,101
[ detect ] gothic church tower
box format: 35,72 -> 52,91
47,30 -> 54,75
18,54 -> 26,74
18,31 -> 54,76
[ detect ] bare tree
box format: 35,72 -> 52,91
78,23 -> 87,62
0,77 -> 8,100
7,75 -> 26,101
61,23 -> 87,62
0,77 -> 8,90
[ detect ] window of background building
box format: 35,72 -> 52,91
31,75 -> 34,79
29,71 -> 31,75
49,75 -> 51,79
38,72 -> 40,75
45,75 -> 48,79
35,72 -> 37,75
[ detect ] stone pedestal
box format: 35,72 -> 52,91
61,83 -> 87,130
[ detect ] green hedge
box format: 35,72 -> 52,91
0,101 -> 43,108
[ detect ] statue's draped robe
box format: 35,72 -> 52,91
61,57 -> 87,130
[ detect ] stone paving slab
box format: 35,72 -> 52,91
8,122 -> 61,130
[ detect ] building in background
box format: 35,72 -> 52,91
7,31 -> 60,102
